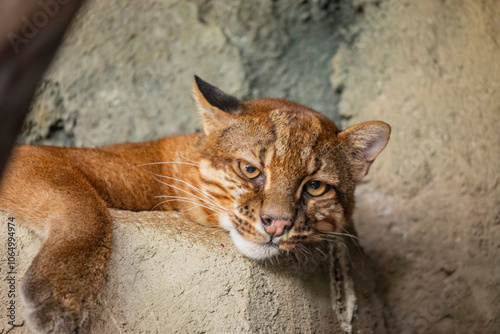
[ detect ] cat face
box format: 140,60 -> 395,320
192,76 -> 390,259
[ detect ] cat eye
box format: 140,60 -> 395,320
304,180 -> 329,197
239,161 -> 261,179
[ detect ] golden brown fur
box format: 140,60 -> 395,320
0,76 -> 390,333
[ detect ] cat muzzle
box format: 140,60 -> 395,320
261,214 -> 293,239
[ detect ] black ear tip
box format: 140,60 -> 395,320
192,76 -> 240,114
193,75 -> 205,87
193,75 -> 213,92
194,74 -> 200,82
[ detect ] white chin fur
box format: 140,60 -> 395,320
218,214 -> 234,232
219,214 -> 279,259
229,229 -> 280,260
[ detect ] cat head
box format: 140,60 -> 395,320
192,76 -> 390,259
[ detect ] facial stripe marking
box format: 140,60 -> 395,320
200,177 -> 228,191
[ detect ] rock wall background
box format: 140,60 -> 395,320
16,0 -> 500,333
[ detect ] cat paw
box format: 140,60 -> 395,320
21,275 -> 92,334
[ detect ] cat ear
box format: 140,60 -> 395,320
338,121 -> 391,182
192,75 -> 241,135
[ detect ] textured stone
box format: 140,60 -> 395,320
1,210 -> 384,333
331,0 -> 500,332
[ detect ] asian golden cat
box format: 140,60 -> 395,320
0,76 -> 390,333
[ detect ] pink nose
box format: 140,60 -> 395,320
261,215 -> 293,238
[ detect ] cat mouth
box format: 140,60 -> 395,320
229,229 -> 281,260
219,215 -> 289,259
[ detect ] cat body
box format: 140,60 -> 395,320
0,77 -> 390,333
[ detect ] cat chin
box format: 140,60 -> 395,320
229,229 -> 280,260
218,215 -> 234,232
218,215 -> 280,259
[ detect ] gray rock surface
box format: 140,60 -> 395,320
1,210 -> 386,333
332,1 -> 500,332
20,0 -> 354,148
6,0 -> 500,333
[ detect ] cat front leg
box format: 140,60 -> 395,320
0,147 -> 112,333
20,207 -> 112,334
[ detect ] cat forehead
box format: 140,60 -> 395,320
266,109 -> 324,158
238,99 -> 339,147
241,98 -> 332,121
213,101 -> 342,170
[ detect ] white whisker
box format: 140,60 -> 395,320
156,174 -> 223,205
152,198 -> 224,214
176,153 -> 200,165
152,176 -> 229,217
133,161 -> 200,169
321,231 -> 361,241
154,195 -> 225,214
154,174 -> 229,213
153,176 -> 214,206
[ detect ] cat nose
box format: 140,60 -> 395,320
260,214 -> 293,239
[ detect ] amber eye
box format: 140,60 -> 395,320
239,161 -> 261,179
304,180 -> 329,197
